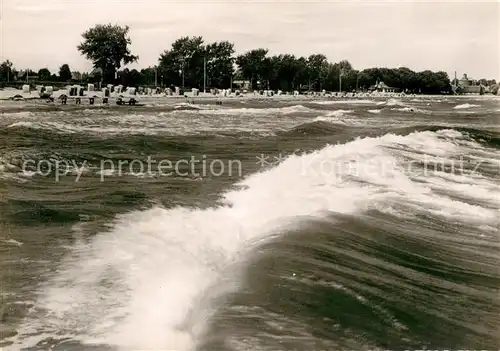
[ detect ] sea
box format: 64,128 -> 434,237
0,96 -> 499,350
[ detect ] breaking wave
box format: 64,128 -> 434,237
9,126 -> 500,349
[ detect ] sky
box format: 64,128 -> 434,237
1,0 -> 499,79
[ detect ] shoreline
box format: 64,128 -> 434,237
1,92 -> 498,114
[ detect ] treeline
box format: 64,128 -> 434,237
0,61 -> 74,85
155,36 -> 453,94
0,23 -> 467,94
0,58 -> 157,88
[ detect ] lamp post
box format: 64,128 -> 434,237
179,68 -> 184,90
203,55 -> 206,94
179,57 -> 187,90
339,69 -> 343,93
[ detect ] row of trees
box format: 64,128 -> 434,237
154,37 -> 454,94
0,60 -> 73,84
0,57 -> 159,88
3,23 -> 494,94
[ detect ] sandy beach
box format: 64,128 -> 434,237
0,88 -> 390,113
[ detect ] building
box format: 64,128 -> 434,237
369,81 -> 399,93
456,73 -> 481,94
458,73 -> 479,87
232,79 -> 251,90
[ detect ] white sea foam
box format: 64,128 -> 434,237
453,103 -> 480,109
12,128 -> 500,350
7,121 -> 37,129
5,107 -> 311,136
1,111 -> 35,118
312,117 -> 346,124
208,104 -> 313,115
2,239 -> 23,246
6,119 -> 241,136
391,107 -> 428,113
385,98 -> 405,107
312,109 -> 354,124
326,109 -> 353,117
7,121 -> 165,135
174,102 -> 204,109
311,99 -> 375,105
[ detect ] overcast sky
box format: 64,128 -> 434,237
1,0 -> 499,79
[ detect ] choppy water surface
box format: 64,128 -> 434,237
1,96 -> 499,350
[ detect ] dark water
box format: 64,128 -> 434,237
1,96 -> 499,350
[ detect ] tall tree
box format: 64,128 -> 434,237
140,67 -> 155,86
0,60 -> 14,82
236,49 -> 269,89
37,68 -> 51,81
158,36 -> 235,90
204,41 -> 235,89
77,24 -> 138,84
59,64 -> 72,82
126,69 -> 143,86
159,36 -> 205,89
260,56 -> 278,90
307,54 -> 328,90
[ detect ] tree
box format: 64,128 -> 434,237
37,68 -> 51,81
158,36 -> 235,90
434,71 -> 452,94
59,64 -> 72,82
117,68 -> 130,86
415,70 -> 451,94
294,57 -> 310,90
236,49 -> 269,89
17,69 -> 36,81
140,67 -> 156,86
325,62 -> 344,91
273,54 -> 302,91
77,24 -> 138,84
159,36 -> 205,89
116,68 -> 143,87
397,67 -> 418,92
307,54 -> 328,90
260,56 -> 278,90
352,66 -> 451,93
126,69 -> 143,86
204,41 -> 235,89
0,60 -> 14,82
